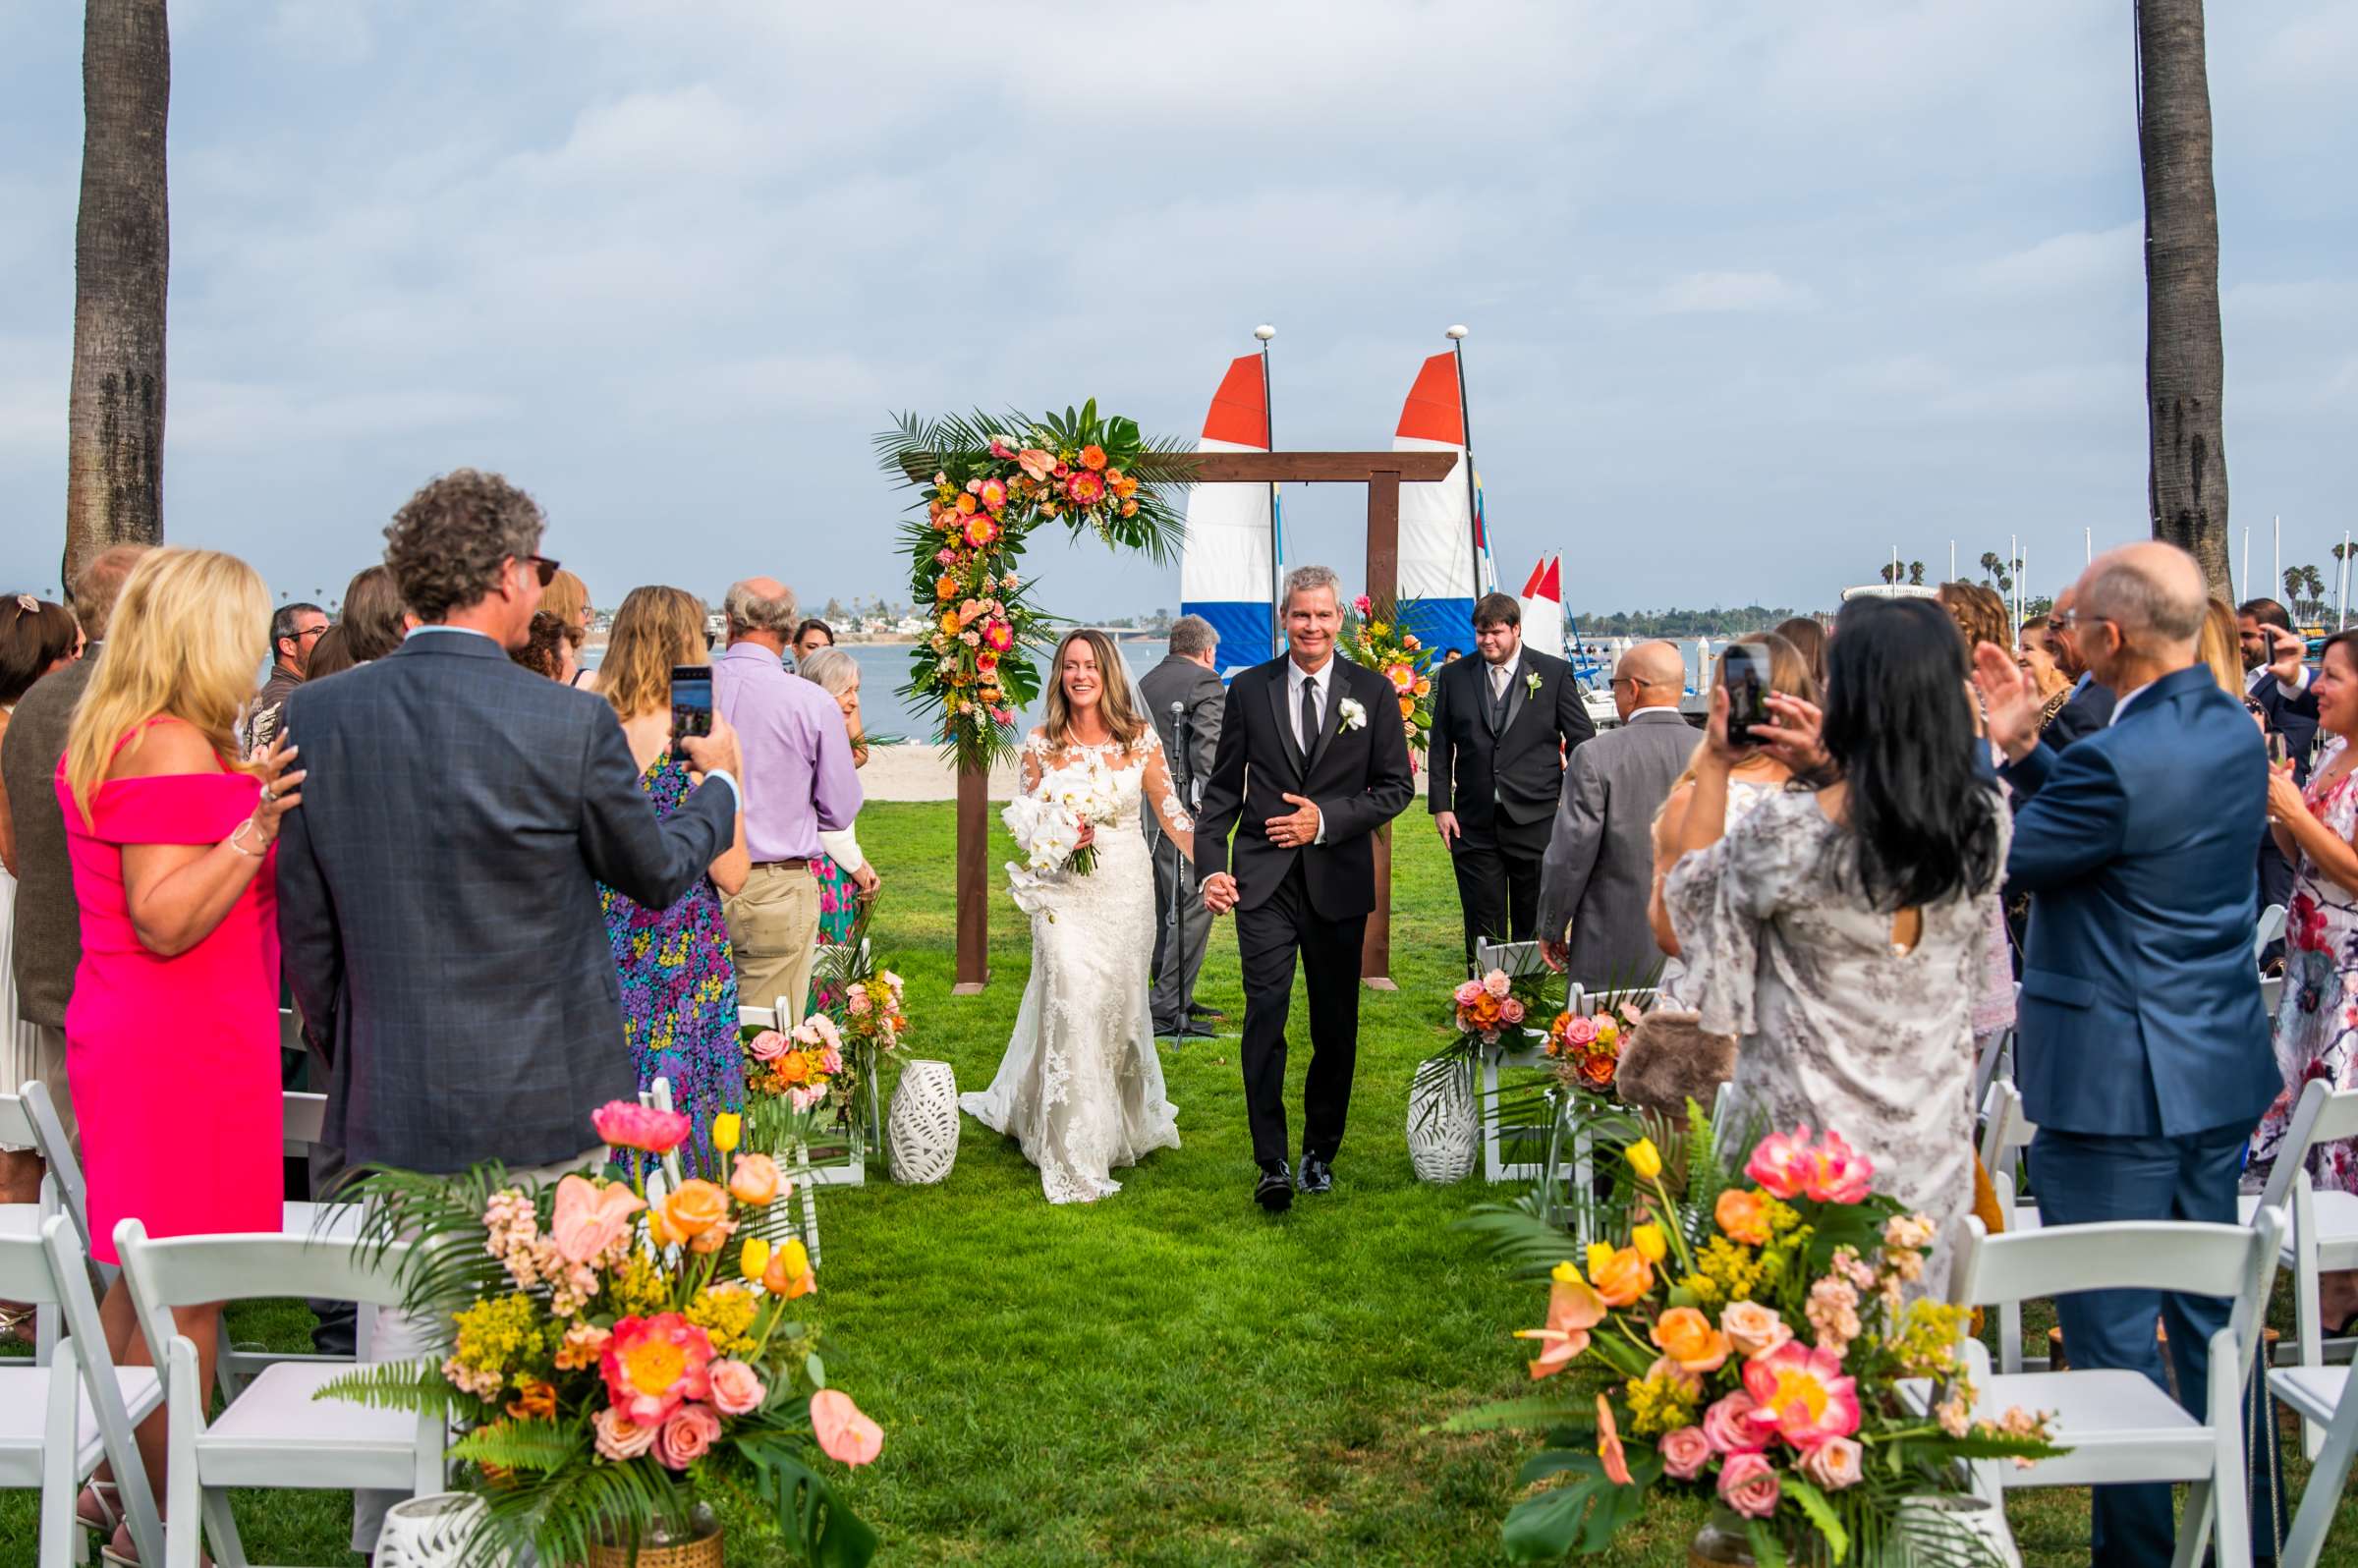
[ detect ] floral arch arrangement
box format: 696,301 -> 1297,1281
874,401 -> 1189,770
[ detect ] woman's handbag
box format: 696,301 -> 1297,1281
1613,1008 -> 1738,1120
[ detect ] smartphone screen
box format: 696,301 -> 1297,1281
1722,644 -> 1770,743
670,665 -> 714,745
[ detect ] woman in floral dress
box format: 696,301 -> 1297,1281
597,587 -> 751,1178
2254,630 -> 2358,1327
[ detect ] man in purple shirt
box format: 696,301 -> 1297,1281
712,577 -> 862,1013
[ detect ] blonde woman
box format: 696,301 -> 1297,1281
56,549 -> 302,1564
539,567 -> 592,686
2201,596 -> 2248,698
794,647 -> 879,950
960,629 -> 1192,1204
598,587 -> 750,1178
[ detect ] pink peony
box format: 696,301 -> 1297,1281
653,1403 -> 721,1471
592,1100 -> 692,1155
1659,1425 -> 1713,1481
979,477 -> 1007,511
1805,1130 -> 1875,1204
600,1313 -> 715,1427
707,1359 -> 767,1416
1797,1434 -> 1864,1490
1744,1127 -> 1815,1200
1741,1342 -> 1862,1449
811,1389 -> 883,1466
1482,968 -> 1512,998
592,1407 -> 658,1462
1702,1391 -> 1768,1455
1717,1452 -> 1782,1518
550,1174 -> 645,1264
983,619 -> 1015,652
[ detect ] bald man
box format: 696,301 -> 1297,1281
1975,540 -> 2275,1567
713,576 -> 863,1012
1537,641 -> 1694,984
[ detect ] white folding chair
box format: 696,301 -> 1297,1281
215,1092 -> 370,1400
1974,1081 -> 2049,1374
1470,939 -> 1553,1185
2257,903 -> 2289,964
2236,1080 -> 2358,1454
115,1218 -> 443,1568
1,1085 -> 72,1365
1937,1210 -> 2287,1568
0,1214 -> 165,1568
650,1068 -> 823,1271
2269,1364 -> 2358,1568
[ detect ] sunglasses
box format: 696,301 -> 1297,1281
523,554 -> 560,588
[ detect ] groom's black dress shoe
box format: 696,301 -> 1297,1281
1255,1161 -> 1294,1212
1297,1156 -> 1334,1196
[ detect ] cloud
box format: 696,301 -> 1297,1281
1648,271 -> 1813,315
1958,224 -> 2141,299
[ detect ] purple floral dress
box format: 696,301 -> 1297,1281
599,752 -> 744,1179
2253,737 -> 2358,1193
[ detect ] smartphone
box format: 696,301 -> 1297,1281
1721,644 -> 1770,745
669,664 -> 714,746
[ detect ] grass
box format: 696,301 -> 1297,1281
6,800 -> 2357,1564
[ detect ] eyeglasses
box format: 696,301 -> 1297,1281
296,623 -> 327,643
2050,608 -> 2109,634
524,555 -> 560,588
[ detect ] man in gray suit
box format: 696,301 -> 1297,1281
1138,615 -> 1223,1038
1538,641 -> 1693,987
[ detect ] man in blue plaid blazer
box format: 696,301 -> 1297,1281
277,470 -> 743,1177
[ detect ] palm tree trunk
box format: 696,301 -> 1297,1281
63,0 -> 170,590
2136,0 -> 2229,596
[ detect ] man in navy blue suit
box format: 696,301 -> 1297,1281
1975,542 -> 2280,1566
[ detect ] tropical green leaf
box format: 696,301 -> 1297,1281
1783,1477 -> 1850,1562
1747,1518 -> 1788,1568
737,1434 -> 879,1568
1500,1473 -> 1607,1561
313,1357 -> 466,1419
451,1418 -> 580,1475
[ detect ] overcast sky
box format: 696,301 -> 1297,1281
2,2 -> 2352,618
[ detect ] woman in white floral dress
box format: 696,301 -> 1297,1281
2253,631 -> 2358,1327
960,631 -> 1194,1204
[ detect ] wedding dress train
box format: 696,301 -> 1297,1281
959,728 -> 1191,1204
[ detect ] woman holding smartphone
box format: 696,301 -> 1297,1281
596,586 -> 750,1178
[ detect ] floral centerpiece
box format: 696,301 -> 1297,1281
1344,593 -> 1435,753
325,1102 -> 879,1566
1544,989 -> 1654,1096
743,1014 -> 848,1150
875,402 -> 1189,770
1452,1113 -> 2060,1565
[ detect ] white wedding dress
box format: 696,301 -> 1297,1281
959,727 -> 1192,1203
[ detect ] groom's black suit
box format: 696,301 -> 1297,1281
1196,653 -> 1416,1166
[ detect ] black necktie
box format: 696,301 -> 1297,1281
1300,674 -> 1319,760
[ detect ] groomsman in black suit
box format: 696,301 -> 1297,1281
1427,592 -> 1595,964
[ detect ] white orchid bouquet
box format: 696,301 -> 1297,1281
1004,754 -> 1122,876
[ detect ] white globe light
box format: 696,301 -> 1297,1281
1253,324 -> 1276,340
1445,324 -> 1470,340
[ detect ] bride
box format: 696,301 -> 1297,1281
959,629 -> 1194,1204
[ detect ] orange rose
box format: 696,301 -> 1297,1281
934,575 -> 958,602
728,1152 -> 783,1206
1589,1245 -> 1654,1308
1715,1189 -> 1771,1247
1649,1306 -> 1732,1373
1398,695 -> 1416,718
777,1050 -> 811,1087
660,1178 -> 729,1239
1079,444 -> 1107,471
955,492 -> 977,514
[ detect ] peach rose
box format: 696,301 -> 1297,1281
1798,1434 -> 1864,1490
1650,1307 -> 1732,1374
1719,1300 -> 1794,1361
593,1407 -> 658,1462
1659,1425 -> 1712,1481
660,1179 -> 729,1239
653,1403 -> 721,1471
729,1153 -> 784,1206
1715,1188 -> 1771,1247
748,1030 -> 789,1062
1588,1245 -> 1654,1308
811,1389 -> 883,1466
707,1359 -> 767,1417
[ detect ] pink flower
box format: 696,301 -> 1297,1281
1745,1127 -> 1815,1200
1719,1301 -> 1793,1361
1797,1435 -> 1864,1490
1702,1391 -> 1768,1455
1513,1269 -> 1607,1378
1717,1452 -> 1781,1519
811,1389 -> 883,1466
1741,1342 -> 1862,1449
1017,448 -> 1054,481
653,1403 -> 721,1470
1499,998 -> 1526,1025
848,989 -> 872,1016
1482,969 -> 1512,998
1659,1425 -> 1713,1481
707,1359 -> 767,1416
592,1101 -> 692,1155
550,1174 -> 645,1264
1452,980 -> 1483,1006
982,620 -> 1014,652
600,1313 -> 715,1427
592,1408 -> 658,1462
965,477 -> 982,495
1354,594 -> 1374,615
1805,1130 -> 1875,1204
1562,1015 -> 1599,1048
749,1030 -> 789,1062
789,1085 -> 824,1112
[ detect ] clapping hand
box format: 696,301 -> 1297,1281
2267,759 -> 2308,825
679,712 -> 744,784
1971,641 -> 2040,763
1201,871 -> 1239,916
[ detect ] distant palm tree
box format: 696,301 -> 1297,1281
2137,0 -> 2232,595
1908,561 -> 1926,586
1880,562 -> 1900,585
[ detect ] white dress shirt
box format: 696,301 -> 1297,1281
1487,652 -> 1520,707
1284,655 -> 1332,844
2247,662 -> 2310,699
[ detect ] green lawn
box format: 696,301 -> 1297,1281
7,800 -> 2358,1564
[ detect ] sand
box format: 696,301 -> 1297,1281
860,742 -> 1020,802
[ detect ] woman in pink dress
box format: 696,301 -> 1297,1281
57,548 -> 303,1565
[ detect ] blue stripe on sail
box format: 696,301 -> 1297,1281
1398,597 -> 1476,658
1181,600 -> 1274,676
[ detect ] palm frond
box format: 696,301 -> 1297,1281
451,1417 -> 581,1475
314,1357 -> 467,1419
471,1453 -> 692,1568
736,1434 -> 880,1567
1454,1203 -> 1589,1278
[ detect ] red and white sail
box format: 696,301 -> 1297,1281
1178,354 -> 1278,672
1392,352 -> 1494,652
1519,556 -> 1564,661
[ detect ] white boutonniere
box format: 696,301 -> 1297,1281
1338,698 -> 1368,732
1525,670 -> 1543,700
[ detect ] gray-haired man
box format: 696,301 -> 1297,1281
1139,615 -> 1224,1037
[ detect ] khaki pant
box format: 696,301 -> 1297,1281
725,863 -> 819,1020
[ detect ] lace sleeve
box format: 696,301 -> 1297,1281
1020,730 -> 1049,798
1140,729 -> 1196,860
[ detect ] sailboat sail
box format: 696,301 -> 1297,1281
1392,352 -> 1485,653
1518,555 -> 1564,661
1178,354 -> 1277,675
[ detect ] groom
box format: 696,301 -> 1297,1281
1198,565 -> 1416,1210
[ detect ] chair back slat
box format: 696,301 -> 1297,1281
115,1221 -> 416,1356
0,1229 -> 61,1304
2257,903 -> 2288,962
14,1080 -> 89,1250
283,1091 -> 328,1153
0,1091 -> 35,1148
2257,1081 -> 2358,1210
1956,1215 -> 2276,1308
1976,1080 -> 2035,1175
1473,938 -> 1548,980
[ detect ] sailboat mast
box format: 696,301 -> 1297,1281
1447,325 -> 1479,606
1255,323 -> 1280,657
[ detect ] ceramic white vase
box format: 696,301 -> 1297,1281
886,1058 -> 960,1185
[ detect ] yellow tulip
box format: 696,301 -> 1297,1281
711,1112 -> 742,1154
1550,1260 -> 1582,1285
1586,1241 -> 1614,1278
739,1236 -> 771,1282
1626,1138 -> 1663,1181
1631,1223 -> 1667,1264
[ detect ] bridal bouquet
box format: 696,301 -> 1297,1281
1004,754 -> 1122,876
323,1102 -> 879,1567
1452,1113 -> 2060,1565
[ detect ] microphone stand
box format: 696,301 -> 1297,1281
1164,700 -> 1192,1006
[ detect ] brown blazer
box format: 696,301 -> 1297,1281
2,650 -> 97,1030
